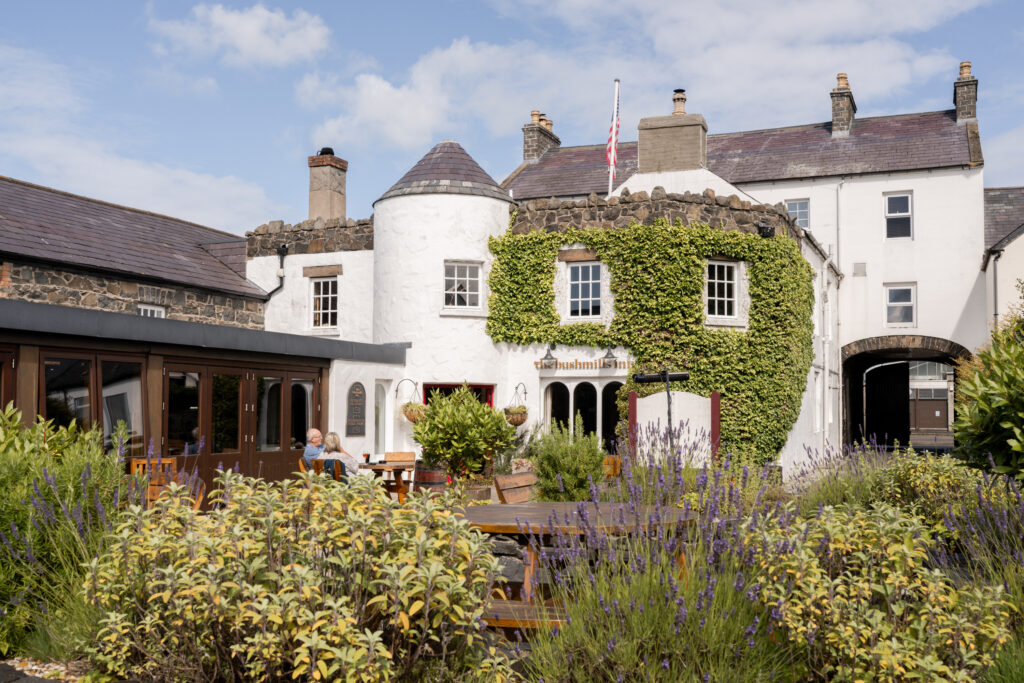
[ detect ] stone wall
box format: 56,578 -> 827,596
0,261 -> 264,329
246,216 -> 373,258
510,186 -> 800,240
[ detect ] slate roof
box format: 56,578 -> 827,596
505,110 -> 977,200
0,175 -> 266,298
377,140 -> 512,204
985,187 -> 1024,250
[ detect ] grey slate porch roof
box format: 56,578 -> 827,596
985,187 -> 1024,250
0,175 -> 266,299
505,110 -> 978,200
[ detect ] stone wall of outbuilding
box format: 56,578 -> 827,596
0,260 -> 264,329
510,186 -> 800,241
246,216 -> 374,258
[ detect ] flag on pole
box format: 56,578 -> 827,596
606,79 -> 621,196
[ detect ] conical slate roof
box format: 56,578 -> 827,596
376,140 -> 512,204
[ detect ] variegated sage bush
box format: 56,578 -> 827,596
749,502 -> 1011,682
85,471 -> 513,682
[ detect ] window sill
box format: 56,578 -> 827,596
704,316 -> 748,330
439,308 -> 487,319
309,327 -> 340,336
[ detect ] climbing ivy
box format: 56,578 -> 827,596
486,219 -> 814,464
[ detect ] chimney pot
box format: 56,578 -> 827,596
836,73 -> 850,90
672,89 -> 687,115
318,147 -> 334,156
959,61 -> 972,80
530,110 -> 541,124
544,118 -> 553,131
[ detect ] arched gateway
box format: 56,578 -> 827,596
841,335 -> 971,449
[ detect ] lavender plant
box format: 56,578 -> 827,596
0,406 -> 132,657
523,426 -> 801,682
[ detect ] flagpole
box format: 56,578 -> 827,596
607,78 -> 620,197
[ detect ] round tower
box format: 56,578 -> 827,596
372,140 -> 513,402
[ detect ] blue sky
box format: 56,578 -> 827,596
1,1 -> 1022,234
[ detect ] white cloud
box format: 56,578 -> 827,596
983,124 -> 1024,188
307,0 -> 985,156
0,43 -> 284,234
149,4 -> 330,67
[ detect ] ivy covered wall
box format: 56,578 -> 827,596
487,219 -> 814,463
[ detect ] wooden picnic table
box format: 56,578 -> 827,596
358,463 -> 415,502
460,501 -> 695,602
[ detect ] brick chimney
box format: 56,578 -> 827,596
308,147 -> 347,221
637,89 -> 708,173
522,110 -> 561,161
954,61 -> 978,123
830,73 -> 857,138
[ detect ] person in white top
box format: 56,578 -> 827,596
319,432 -> 361,479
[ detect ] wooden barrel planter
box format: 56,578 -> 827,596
413,462 -> 447,495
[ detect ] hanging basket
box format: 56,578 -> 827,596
504,406 -> 528,426
402,402 -> 427,424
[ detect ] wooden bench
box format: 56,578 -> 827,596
483,598 -> 565,630
494,472 -> 537,504
603,455 -> 621,479
129,457 -> 178,507
311,458 -> 343,481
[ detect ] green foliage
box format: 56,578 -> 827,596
412,386 -> 515,479
984,638 -> 1024,683
954,318 -> 1024,478
869,448 -> 982,531
532,415 -> 606,502
749,502 -> 1012,682
487,220 -> 814,463
0,405 -> 130,657
85,472 -> 513,683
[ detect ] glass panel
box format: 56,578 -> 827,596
101,361 -> 143,457
888,288 -> 912,303
445,265 -> 454,278
592,282 -> 600,297
592,301 -> 601,316
887,305 -> 914,324
467,293 -> 479,306
291,379 -> 315,450
255,376 -> 283,452
212,374 -> 242,453
167,371 -> 201,456
887,216 -> 911,238
570,265 -> 580,281
468,278 -> 478,293
887,195 -> 910,214
571,283 -> 579,299
44,358 -> 91,428
591,265 -> 600,280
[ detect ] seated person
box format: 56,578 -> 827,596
317,432 -> 361,479
302,428 -> 324,468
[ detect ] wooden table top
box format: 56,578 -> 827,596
459,501 -> 696,535
359,463 -> 415,472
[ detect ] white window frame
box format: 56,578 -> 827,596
884,192 -> 913,239
311,276 -> 339,329
567,262 -> 603,319
785,199 -> 810,229
884,283 -> 916,328
138,304 -> 165,318
443,260 -> 482,310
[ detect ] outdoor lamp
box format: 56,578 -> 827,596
540,344 -> 558,369
601,347 -> 617,368
757,221 -> 775,238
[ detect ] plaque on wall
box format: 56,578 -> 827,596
346,382 -> 366,437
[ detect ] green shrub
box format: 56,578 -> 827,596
85,471 -> 513,682
412,385 -> 515,479
0,406 -> 129,657
869,448 -> 982,531
533,415 -> 606,502
749,502 -> 1011,682
954,317 -> 1024,478
984,638 -> 1024,683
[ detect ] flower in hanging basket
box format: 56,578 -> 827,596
504,405 -> 528,426
401,401 -> 427,423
